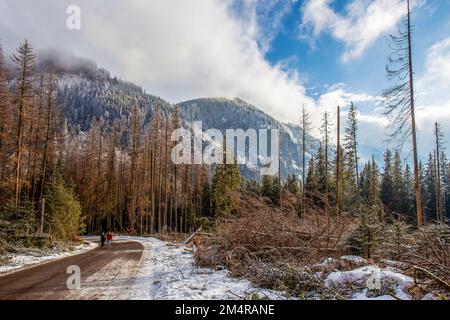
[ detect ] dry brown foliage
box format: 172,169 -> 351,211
195,192 -> 356,284
399,224 -> 450,297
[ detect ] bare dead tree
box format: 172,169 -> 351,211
383,0 -> 422,227
336,106 -> 341,216
301,104 -> 312,217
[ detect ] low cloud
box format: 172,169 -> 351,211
0,0 -> 313,124
0,0 -> 447,158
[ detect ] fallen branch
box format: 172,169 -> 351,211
413,266 -> 450,291
183,227 -> 202,244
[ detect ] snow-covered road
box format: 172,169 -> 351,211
0,236 -> 285,300
123,236 -> 285,300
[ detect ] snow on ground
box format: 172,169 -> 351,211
121,236 -> 288,300
0,242 -> 97,275
0,235 -> 426,300
325,265 -> 414,300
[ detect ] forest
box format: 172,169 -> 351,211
0,1 -> 449,298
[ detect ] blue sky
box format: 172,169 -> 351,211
1,0 -> 450,161
262,0 -> 449,98
242,0 -> 450,161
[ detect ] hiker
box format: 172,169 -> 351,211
106,231 -> 113,248
100,231 -> 106,247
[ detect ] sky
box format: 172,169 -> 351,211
0,0 -> 449,162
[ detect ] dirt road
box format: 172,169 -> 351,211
0,241 -> 144,300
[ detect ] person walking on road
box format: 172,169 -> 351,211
100,231 -> 106,247
106,231 -> 113,249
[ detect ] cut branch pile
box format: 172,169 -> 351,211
194,192 -> 355,288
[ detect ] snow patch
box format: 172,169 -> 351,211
325,265 -> 414,300
122,236 -> 287,300
0,242 -> 97,275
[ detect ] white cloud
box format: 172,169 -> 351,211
304,83 -> 382,141
0,0 -> 447,159
416,37 -> 450,107
415,37 -> 450,153
314,36 -> 450,158
301,0 -> 422,62
0,0 -> 313,123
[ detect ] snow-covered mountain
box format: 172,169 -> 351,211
34,52 -> 318,179
178,97 -> 319,179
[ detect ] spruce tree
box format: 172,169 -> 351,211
392,150 -> 404,214
381,149 -> 394,210
11,40 -> 36,208
344,102 -> 360,189
402,164 -> 415,218
424,153 -> 437,222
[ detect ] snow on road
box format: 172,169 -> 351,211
123,236 -> 287,300
0,242 -> 97,275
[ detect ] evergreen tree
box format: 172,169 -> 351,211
211,141 -> 241,217
319,112 -> 332,210
344,102 -> 360,190
423,153 -> 437,222
381,149 -> 394,210
442,153 -> 450,220
383,220 -> 411,260
360,158 -> 381,209
45,174 -> 84,241
402,164 -> 415,218
345,205 -> 384,259
285,174 -> 300,195
392,150 -> 404,214
434,122 -> 445,222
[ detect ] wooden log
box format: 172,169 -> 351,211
183,227 -> 202,244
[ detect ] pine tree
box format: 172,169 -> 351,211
44,174 -> 84,241
212,139 -> 241,217
345,204 -> 384,259
38,74 -> 59,211
392,150 -> 404,214
383,220 -> 411,260
402,164 -> 415,219
0,41 -> 12,198
319,112 -> 332,209
381,149 -> 394,211
434,122 -> 445,222
305,156 -> 318,199
360,158 -> 381,209
335,106 -> 341,216
128,105 -> 142,232
441,153 -> 450,220
11,40 -> 36,208
424,153 -> 437,222
285,174 -> 300,195
344,102 -> 360,192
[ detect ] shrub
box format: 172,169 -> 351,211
345,205 -> 384,259
45,176 -> 85,241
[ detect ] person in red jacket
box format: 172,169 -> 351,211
106,231 -> 113,248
